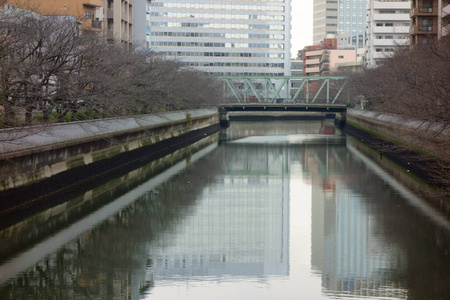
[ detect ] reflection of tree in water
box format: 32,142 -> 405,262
0,152 -> 222,300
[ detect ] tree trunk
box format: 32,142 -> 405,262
25,105 -> 33,125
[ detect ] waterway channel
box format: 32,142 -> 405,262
1,120 -> 450,300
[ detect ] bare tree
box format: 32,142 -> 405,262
0,7 -> 224,131
345,35 -> 450,193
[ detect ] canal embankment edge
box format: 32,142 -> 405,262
341,109 -> 450,214
0,109 -> 220,216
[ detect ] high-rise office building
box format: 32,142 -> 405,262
313,0 -> 339,45
338,0 -> 366,49
313,0 -> 366,60
146,0 -> 292,76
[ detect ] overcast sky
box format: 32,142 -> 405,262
291,0 -> 313,58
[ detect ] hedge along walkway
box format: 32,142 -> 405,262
0,109 -> 217,160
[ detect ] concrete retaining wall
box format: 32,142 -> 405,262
0,109 -> 218,192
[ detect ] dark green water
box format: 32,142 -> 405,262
1,121 -> 450,300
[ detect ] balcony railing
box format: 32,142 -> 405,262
419,25 -> 433,31
410,6 -> 438,17
410,24 -> 437,35
306,58 -> 320,65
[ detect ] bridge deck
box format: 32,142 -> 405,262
219,103 -> 347,113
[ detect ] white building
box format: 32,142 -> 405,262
365,0 -> 410,68
145,0 -> 292,77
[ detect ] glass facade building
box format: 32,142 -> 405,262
146,0 -> 292,76
338,0 -> 366,48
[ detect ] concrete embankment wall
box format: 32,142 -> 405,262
344,109 -> 430,175
345,109 -> 450,210
346,109 -> 416,140
0,109 -> 219,194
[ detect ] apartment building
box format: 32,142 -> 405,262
302,38 -> 356,76
410,0 -> 450,44
105,0 -> 133,46
365,0 -> 410,68
0,0 -> 103,33
145,0 -> 292,77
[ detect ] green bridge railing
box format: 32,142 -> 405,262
218,76 -> 347,104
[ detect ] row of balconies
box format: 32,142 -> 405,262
372,26 -> 411,34
372,13 -> 411,21
373,1 -> 411,10
305,66 -> 320,74
305,50 -> 324,57
305,58 -> 320,65
105,9 -> 132,23
106,29 -> 131,41
372,38 -> 410,46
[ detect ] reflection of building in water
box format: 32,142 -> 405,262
145,145 -> 290,282
309,149 -> 407,298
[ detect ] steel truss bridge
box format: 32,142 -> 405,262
219,75 -> 348,104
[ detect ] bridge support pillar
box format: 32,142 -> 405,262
338,113 -> 347,128
219,107 -> 230,128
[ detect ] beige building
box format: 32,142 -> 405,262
304,49 -> 356,76
313,0 -> 339,45
410,0 -> 450,45
0,0 -> 136,46
0,0 -> 103,33
105,0 -> 133,46
302,39 -> 356,76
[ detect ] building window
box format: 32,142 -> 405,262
85,12 -> 94,19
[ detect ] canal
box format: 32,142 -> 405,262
1,120 -> 450,300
